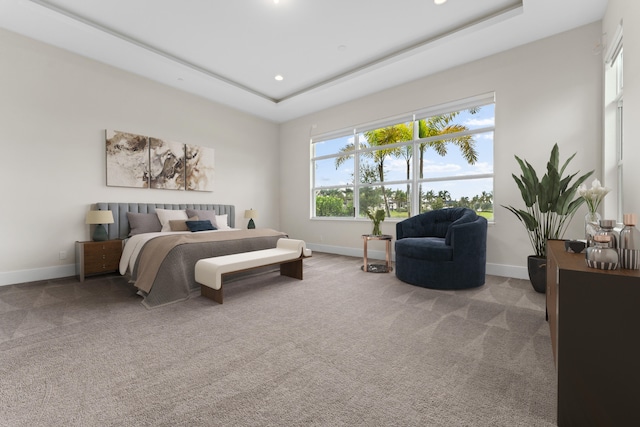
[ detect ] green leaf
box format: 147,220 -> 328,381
512,174 -> 535,207
503,205 -> 538,231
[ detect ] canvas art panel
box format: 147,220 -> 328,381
105,130 -> 214,191
106,130 -> 149,188
149,137 -> 185,190
186,144 -> 214,191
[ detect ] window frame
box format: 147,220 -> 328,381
603,24 -> 623,222
310,93 -> 496,221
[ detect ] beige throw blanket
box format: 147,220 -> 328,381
134,229 -> 287,293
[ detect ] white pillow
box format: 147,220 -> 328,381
155,209 -> 188,232
215,214 -> 231,230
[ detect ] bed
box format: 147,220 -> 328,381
96,203 -> 287,308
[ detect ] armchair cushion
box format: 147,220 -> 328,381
395,237 -> 452,262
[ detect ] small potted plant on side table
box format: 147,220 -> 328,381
366,208 -> 386,235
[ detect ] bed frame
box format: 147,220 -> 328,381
94,203 -> 235,240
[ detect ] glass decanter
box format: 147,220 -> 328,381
619,213 -> 640,270
597,219 -> 618,249
585,234 -> 618,270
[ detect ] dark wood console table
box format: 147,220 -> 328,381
546,239 -> 640,426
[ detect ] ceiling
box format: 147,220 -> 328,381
0,0 -> 608,123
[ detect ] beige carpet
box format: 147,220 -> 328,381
0,252 -> 556,426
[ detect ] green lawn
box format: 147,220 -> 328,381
477,211 -> 494,221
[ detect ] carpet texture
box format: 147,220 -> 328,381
0,252 -> 556,426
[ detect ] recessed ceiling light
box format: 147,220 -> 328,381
275,75 -> 284,81
274,0 -> 279,4
434,0 -> 447,4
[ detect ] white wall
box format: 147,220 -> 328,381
0,29 -> 280,285
279,22 -> 603,278
0,19 -> 612,285
603,1 -> 640,220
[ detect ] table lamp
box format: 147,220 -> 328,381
244,209 -> 257,229
86,210 -> 114,241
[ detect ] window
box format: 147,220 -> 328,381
311,94 -> 495,221
614,48 -> 623,221
604,25 -> 623,222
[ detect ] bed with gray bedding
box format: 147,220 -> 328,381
96,203 -> 286,308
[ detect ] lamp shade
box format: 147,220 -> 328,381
86,210 -> 114,241
244,209 -> 257,229
86,210 -> 114,225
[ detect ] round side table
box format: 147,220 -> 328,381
361,234 -> 393,273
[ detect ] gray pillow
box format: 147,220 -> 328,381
185,209 -> 217,228
127,212 -> 162,236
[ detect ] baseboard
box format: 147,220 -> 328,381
307,243 -> 528,280
307,243 -> 367,259
0,248 -> 530,287
0,264 -> 76,287
486,263 -> 528,280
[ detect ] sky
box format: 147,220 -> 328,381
313,104 -> 495,201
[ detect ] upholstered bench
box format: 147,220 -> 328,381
195,238 -> 312,304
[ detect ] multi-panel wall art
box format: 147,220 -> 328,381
105,130 -> 214,191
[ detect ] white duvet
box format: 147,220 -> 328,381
119,229 -> 239,275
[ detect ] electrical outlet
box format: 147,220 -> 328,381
59,251 -> 67,260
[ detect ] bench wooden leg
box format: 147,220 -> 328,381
280,258 -> 303,280
201,284 -> 223,304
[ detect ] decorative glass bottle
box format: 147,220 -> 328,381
585,234 -> 618,270
619,213 -> 640,270
585,211 -> 601,247
597,219 -> 618,249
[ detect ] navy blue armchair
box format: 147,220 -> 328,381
395,208 -> 487,290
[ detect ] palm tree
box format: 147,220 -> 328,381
335,125 -> 411,216
480,190 -> 493,212
375,125 -> 414,215
423,189 -> 437,210
335,109 -> 480,217
416,110 -> 479,212
417,109 -> 479,172
397,143 -> 413,215
438,190 -> 451,206
365,125 -> 412,215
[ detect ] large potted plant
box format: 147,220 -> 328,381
503,143 -> 593,293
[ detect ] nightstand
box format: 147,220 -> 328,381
76,240 -> 123,281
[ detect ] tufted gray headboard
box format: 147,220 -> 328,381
95,202 -> 235,240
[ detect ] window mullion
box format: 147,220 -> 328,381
353,130 -> 360,218
617,99 -> 623,223
412,117 -> 420,215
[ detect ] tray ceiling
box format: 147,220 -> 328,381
0,0 -> 607,122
